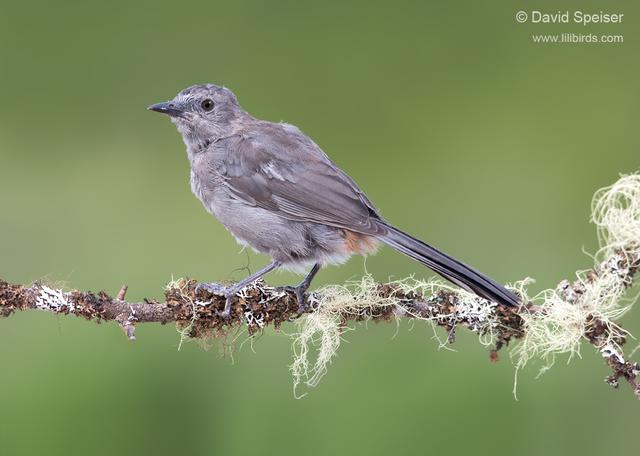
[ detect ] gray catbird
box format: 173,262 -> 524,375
149,84 -> 519,318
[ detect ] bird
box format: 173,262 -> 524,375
149,84 -> 520,318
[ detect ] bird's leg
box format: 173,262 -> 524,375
284,263 -> 321,314
198,261 -> 281,319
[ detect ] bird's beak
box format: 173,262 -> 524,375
147,101 -> 186,118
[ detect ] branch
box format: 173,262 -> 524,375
0,248 -> 637,398
0,276 -> 524,345
1,173 -> 639,399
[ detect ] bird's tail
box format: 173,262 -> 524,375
376,223 -> 520,307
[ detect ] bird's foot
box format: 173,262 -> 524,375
282,284 -> 310,314
216,298 -> 233,319
196,282 -> 234,319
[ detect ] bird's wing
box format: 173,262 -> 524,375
217,124 -> 385,236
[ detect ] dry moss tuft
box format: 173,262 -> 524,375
511,173 -> 640,381
291,173 -> 640,394
289,276 -> 526,395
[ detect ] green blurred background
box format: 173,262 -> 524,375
0,0 -> 638,454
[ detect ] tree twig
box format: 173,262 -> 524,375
0,248 -> 638,399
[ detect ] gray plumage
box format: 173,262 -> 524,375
149,84 -> 519,317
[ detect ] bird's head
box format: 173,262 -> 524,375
149,84 -> 247,153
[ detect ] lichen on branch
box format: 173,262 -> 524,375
1,173 -> 639,400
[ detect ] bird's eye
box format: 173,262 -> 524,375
201,99 -> 214,111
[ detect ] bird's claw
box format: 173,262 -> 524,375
215,307 -> 232,319
283,285 -> 308,314
196,282 -> 234,320
198,280 -> 310,319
